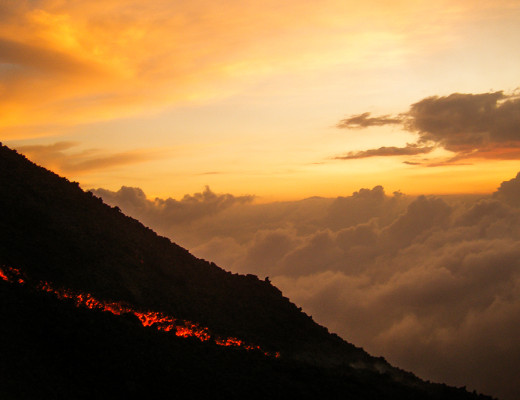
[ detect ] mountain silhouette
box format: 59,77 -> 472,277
0,144 -> 494,399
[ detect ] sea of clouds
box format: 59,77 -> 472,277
92,172 -> 520,400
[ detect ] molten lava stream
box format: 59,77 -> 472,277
0,266 -> 279,358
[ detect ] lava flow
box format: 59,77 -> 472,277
0,266 -> 280,358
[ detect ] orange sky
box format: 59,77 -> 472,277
2,0 -> 520,201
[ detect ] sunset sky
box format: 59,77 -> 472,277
3,2 -> 520,399
2,0 -> 520,201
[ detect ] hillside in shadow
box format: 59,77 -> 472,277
0,144 -> 495,399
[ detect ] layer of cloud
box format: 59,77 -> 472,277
336,112 -> 403,129
94,172 -> 520,400
334,143 -> 433,160
16,142 -> 163,174
91,186 -> 255,226
337,90 -> 520,163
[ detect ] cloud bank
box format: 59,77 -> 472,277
336,90 -> 520,164
93,174 -> 520,400
91,186 -> 255,226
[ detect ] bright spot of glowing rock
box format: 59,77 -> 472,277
0,265 -> 279,358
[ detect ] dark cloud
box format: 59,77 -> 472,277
493,171 -> 520,207
409,92 -> 520,152
94,173 -> 520,400
336,90 -> 520,162
334,143 -> 433,160
337,112 -> 403,129
15,142 -> 163,174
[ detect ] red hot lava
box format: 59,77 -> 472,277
0,266 -> 279,358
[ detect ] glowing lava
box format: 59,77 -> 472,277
0,266 -> 279,358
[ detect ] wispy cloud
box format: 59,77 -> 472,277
336,90 -> 520,163
334,143 -> 433,160
336,112 -> 404,129
16,142 -> 164,174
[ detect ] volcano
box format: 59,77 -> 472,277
0,144 -> 493,399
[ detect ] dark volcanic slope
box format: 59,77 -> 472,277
0,144 -> 357,359
0,144 -> 494,399
0,280 -> 492,400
